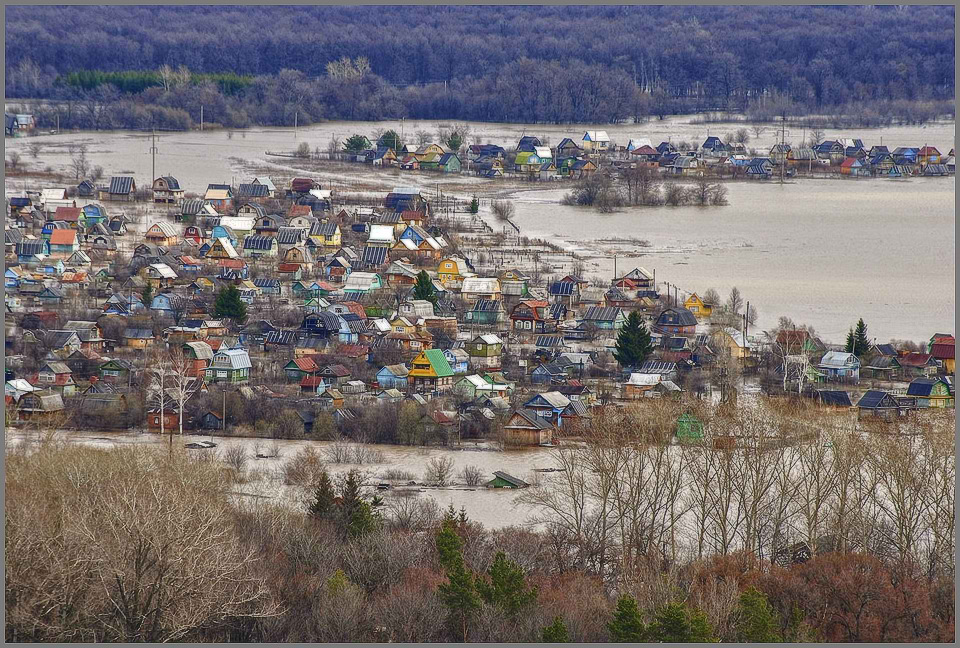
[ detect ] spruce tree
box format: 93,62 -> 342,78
853,318 -> 869,357
213,284 -> 247,322
412,270 -> 438,305
435,518 -> 480,641
608,594 -> 647,642
648,602 -> 714,643
469,195 -> 479,214
735,587 -> 782,643
613,311 -> 654,370
476,551 -> 538,617
541,616 -> 570,642
844,328 -> 855,354
141,283 -> 153,307
307,470 -> 337,521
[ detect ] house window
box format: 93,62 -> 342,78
154,417 -> 160,425
217,371 -> 227,378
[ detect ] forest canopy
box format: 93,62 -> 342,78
5,5 -> 954,129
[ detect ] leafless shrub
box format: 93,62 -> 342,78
386,494 -> 442,531
382,468 -> 416,482
325,438 -> 352,463
424,456 -> 455,486
281,447 -> 325,486
460,464 -> 483,486
222,444 -> 248,473
352,444 -> 385,465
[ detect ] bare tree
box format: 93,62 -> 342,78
490,200 -> 516,221
733,128 -> 750,145
28,142 -> 41,159
7,151 -> 22,171
751,125 -> 765,139
424,456 -> 455,486
147,347 -> 195,440
726,286 -> 744,314
460,464 -> 483,487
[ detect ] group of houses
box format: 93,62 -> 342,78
5,164 -> 954,446
345,128 -> 955,181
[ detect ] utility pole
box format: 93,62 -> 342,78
295,111 -> 298,139
150,129 -> 158,183
200,105 -> 203,131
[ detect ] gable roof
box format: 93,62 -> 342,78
108,177 -> 135,194
420,348 -> 453,377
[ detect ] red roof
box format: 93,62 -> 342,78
292,356 -> 320,372
931,342 -> 955,360
337,344 -> 368,358
300,375 -> 327,388
218,258 -> 246,269
840,157 -> 860,168
325,364 -> 351,377
55,207 -> 81,222
631,145 -> 659,156
339,301 -> 367,317
918,146 -> 941,155
898,352 -> 935,367
288,205 -> 311,218
277,263 -> 301,273
400,210 -> 425,221
49,229 -> 77,245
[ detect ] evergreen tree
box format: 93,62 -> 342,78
213,284 -> 247,322
447,132 -> 464,152
343,134 -> 371,153
735,587 -> 782,643
648,602 -> 714,643
853,318 -> 869,357
379,129 -> 402,150
469,195 -> 479,214
435,518 -> 480,641
613,311 -> 654,369
845,328 -> 855,354
338,469 -> 379,537
476,551 -> 538,617
141,283 -> 153,306
412,270 -> 438,305
608,595 -> 647,642
542,616 -> 570,642
307,470 -> 337,521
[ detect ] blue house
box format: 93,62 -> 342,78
300,312 -> 350,341
37,260 -> 65,275
376,364 -> 410,390
443,348 -> 470,375
210,225 -> 239,247
253,277 -> 281,296
817,351 -> 860,383
81,203 -> 107,226
16,239 -> 49,263
530,362 -> 568,385
523,391 -> 571,428
150,292 -> 186,315
5,267 -> 24,289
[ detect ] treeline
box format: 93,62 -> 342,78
563,170 -> 729,212
58,70 -> 253,95
6,407 -> 955,643
4,6 -> 954,128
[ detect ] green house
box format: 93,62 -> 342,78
485,471 -> 529,489
439,153 -> 461,173
676,413 -> 704,443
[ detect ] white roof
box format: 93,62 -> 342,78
41,188 -> 67,202
534,146 -> 552,159
475,334 -> 503,345
461,277 -> 501,293
368,225 -> 395,244
392,186 -> 421,194
344,272 -> 379,290
583,130 -> 610,142
309,189 -> 332,200
627,138 -> 653,150
5,379 -> 39,396
253,177 -> 276,191
214,237 -> 239,258
148,263 -> 177,279
626,373 -> 662,386
148,221 -> 179,238
214,348 -> 252,369
370,318 -> 392,332
219,215 -> 256,231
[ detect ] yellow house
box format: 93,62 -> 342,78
684,293 -> 713,319
413,143 -> 445,161
437,256 -> 474,288
408,349 -> 455,393
714,329 -> 751,360
311,222 -> 341,248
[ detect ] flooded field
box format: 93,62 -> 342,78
6,429 -> 560,529
5,115 -> 954,342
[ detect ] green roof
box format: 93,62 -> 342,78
515,152 -> 534,165
424,349 -> 454,377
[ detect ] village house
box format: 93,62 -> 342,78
502,409 -> 554,447
144,221 -> 181,247
817,351 -> 860,383
654,307 -> 698,336
408,349 -> 454,394
683,293 -> 714,319
466,334 -> 503,370
906,377 -> 954,409
206,348 -> 251,384
102,176 -> 136,202
152,176 -> 184,203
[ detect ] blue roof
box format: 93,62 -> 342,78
549,281 -> 574,296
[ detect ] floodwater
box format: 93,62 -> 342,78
6,429 -> 560,529
5,115 -> 954,342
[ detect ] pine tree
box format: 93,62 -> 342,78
141,283 -> 153,306
213,284 -> 247,322
476,551 -> 538,617
435,518 -> 480,641
853,318 -> 869,357
307,470 -> 337,521
735,587 -> 782,643
608,595 -> 647,642
469,195 -> 479,214
412,270 -> 438,305
845,328 -> 855,354
613,311 -> 654,370
648,602 -> 714,643
542,616 -> 570,642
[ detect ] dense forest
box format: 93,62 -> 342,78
5,5 -> 955,128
